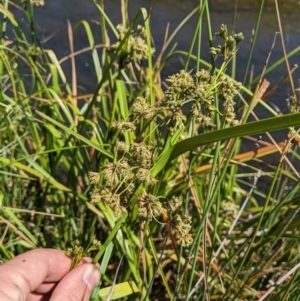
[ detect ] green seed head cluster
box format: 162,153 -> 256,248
110,24 -> 154,68
132,96 -> 156,120
288,86 -> 300,113
66,239 -> 102,269
160,69 -> 240,132
219,200 -> 239,228
28,46 -> 42,57
66,240 -> 85,261
88,94 -> 193,245
112,121 -> 136,132
168,196 -> 181,212
138,193 -> 164,220
171,214 -> 193,247
113,96 -> 157,130
217,75 -> 241,125
129,141 -> 154,169
210,24 -> 244,58
88,140 -> 157,218
164,196 -> 192,246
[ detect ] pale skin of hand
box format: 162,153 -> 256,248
0,249 -> 100,301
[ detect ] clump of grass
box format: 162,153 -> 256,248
1,1 -> 300,300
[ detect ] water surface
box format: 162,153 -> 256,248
9,1 -> 300,135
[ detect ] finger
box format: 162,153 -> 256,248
0,249 -> 72,301
26,259 -> 98,301
27,292 -> 52,301
27,257 -> 99,301
25,257 -> 97,301
31,257 -> 95,295
50,263 -> 100,301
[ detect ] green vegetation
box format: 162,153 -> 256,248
1,0 -> 300,300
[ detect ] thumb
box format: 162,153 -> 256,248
50,263 -> 100,301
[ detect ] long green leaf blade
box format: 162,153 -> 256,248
152,113 -> 300,176
36,111 -> 114,159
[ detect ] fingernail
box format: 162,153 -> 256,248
83,265 -> 100,290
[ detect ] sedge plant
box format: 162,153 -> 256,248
1,0 -> 300,300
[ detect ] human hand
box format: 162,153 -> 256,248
0,248 -> 100,301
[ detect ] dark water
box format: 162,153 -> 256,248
8,0 -> 300,136
8,0 -> 300,126
11,0 -> 300,105
8,1 -> 300,130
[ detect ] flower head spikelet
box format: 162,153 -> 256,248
217,75 -> 241,125
167,197 -> 181,213
66,239 -> 102,269
87,239 -> 102,253
159,65 -> 241,130
89,138 -> 159,220
129,141 -> 154,169
112,121 -> 136,132
66,240 -> 86,268
116,141 -> 129,155
109,24 -> 155,69
132,96 -> 156,120
171,214 -> 193,246
102,159 -> 133,188
29,0 -> 45,6
90,188 -> 117,205
87,172 -> 100,185
165,111 -> 187,133
210,24 -> 244,59
136,168 -> 158,186
90,188 -> 102,204
138,193 -> 165,220
164,70 -> 194,114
